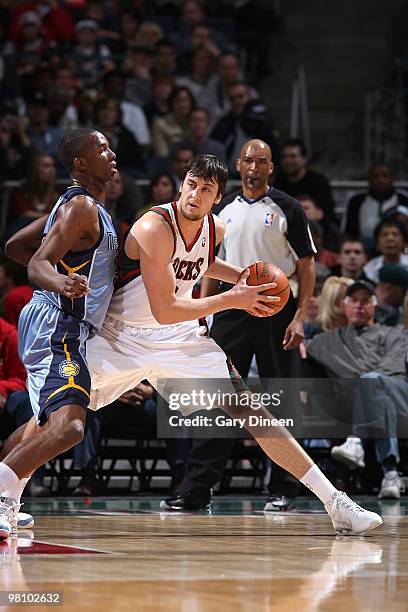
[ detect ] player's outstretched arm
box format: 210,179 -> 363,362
133,214 -> 280,325
5,215 -> 48,266
27,196 -> 98,298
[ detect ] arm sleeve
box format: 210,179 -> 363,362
286,203 -> 317,260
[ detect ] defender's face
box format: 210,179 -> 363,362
179,172 -> 221,220
85,132 -> 117,183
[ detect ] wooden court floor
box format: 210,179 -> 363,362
0,496 -> 407,611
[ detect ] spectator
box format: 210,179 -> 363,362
166,144 -> 194,190
0,256 -> 33,327
95,96 -> 145,175
343,164 -> 408,250
305,281 -> 408,499
151,85 -> 195,157
6,153 -> 58,236
363,218 -> 408,284
375,263 -> 408,326
71,20 -> 112,88
154,40 -> 177,80
76,89 -> 98,129
201,51 -> 258,127
48,87 -> 78,130
177,44 -> 218,101
317,276 -> 354,332
105,170 -> 144,238
144,76 -> 174,127
308,220 -> 337,273
211,83 -> 279,173
172,107 -> 226,161
123,44 -> 155,107
25,90 -> 64,162
298,194 -> 340,252
330,237 -> 367,281
102,71 -> 151,147
4,11 -> 50,80
304,273 -> 329,340
136,21 -> 163,48
0,102 -> 32,179
171,0 -> 230,57
119,8 -> 141,53
8,2 -> 75,46
274,138 -> 336,220
146,173 -> 177,206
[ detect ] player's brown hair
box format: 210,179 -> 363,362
183,154 -> 228,196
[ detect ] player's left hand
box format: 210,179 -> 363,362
283,318 -> 304,350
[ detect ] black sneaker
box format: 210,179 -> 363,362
264,495 -> 296,512
160,492 -> 212,511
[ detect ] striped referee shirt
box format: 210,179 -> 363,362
215,187 -> 316,277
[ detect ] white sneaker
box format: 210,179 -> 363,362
325,491 -> 383,535
331,437 -> 365,469
0,496 -> 21,536
17,511 -> 34,530
0,497 -> 16,540
379,471 -> 405,499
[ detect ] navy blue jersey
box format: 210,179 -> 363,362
33,186 -> 118,332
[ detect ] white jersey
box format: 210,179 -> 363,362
107,201 -> 216,328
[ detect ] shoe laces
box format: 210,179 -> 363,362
0,497 -> 19,518
332,492 -> 364,516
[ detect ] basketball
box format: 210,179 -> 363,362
246,261 -> 290,316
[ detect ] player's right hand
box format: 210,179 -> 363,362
228,268 -> 280,316
59,272 -> 90,299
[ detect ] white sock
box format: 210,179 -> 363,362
300,464 -> 337,504
3,478 -> 30,503
0,463 -> 19,495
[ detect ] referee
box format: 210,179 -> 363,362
161,139 -> 316,512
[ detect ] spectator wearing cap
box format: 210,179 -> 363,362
25,91 -> 64,162
170,107 -> 226,161
274,138 -> 336,221
71,20 -> 112,88
304,280 -> 408,498
211,81 -> 279,174
8,2 -> 75,46
342,164 -> 408,250
3,11 -> 50,79
363,218 -> 408,284
375,263 -> 408,326
330,237 -> 367,281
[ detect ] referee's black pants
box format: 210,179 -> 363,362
179,291 -> 300,499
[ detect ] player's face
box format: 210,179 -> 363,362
237,145 -> 273,191
342,289 -> 375,326
84,132 -> 117,183
179,172 -> 221,220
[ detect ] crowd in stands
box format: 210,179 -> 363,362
0,1 -> 408,500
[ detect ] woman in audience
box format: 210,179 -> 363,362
105,170 -> 144,241
6,153 -> 59,237
151,86 -> 195,157
318,276 -> 354,331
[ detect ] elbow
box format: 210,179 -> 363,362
4,236 -> 18,261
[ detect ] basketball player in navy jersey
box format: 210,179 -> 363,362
0,129 -> 118,539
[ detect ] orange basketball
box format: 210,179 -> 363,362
246,261 -> 290,316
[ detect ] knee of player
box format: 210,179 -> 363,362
57,417 -> 85,446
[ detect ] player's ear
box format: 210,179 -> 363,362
236,158 -> 241,173
73,156 -> 87,172
214,192 -> 223,205
268,161 -> 274,177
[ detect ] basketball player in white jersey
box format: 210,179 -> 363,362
87,154 -> 382,535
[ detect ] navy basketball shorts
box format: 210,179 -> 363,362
18,298 -> 91,425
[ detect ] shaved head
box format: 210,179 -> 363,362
237,139 -> 273,198
240,139 -> 272,161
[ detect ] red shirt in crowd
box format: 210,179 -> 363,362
3,285 -> 33,327
0,317 -> 26,402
